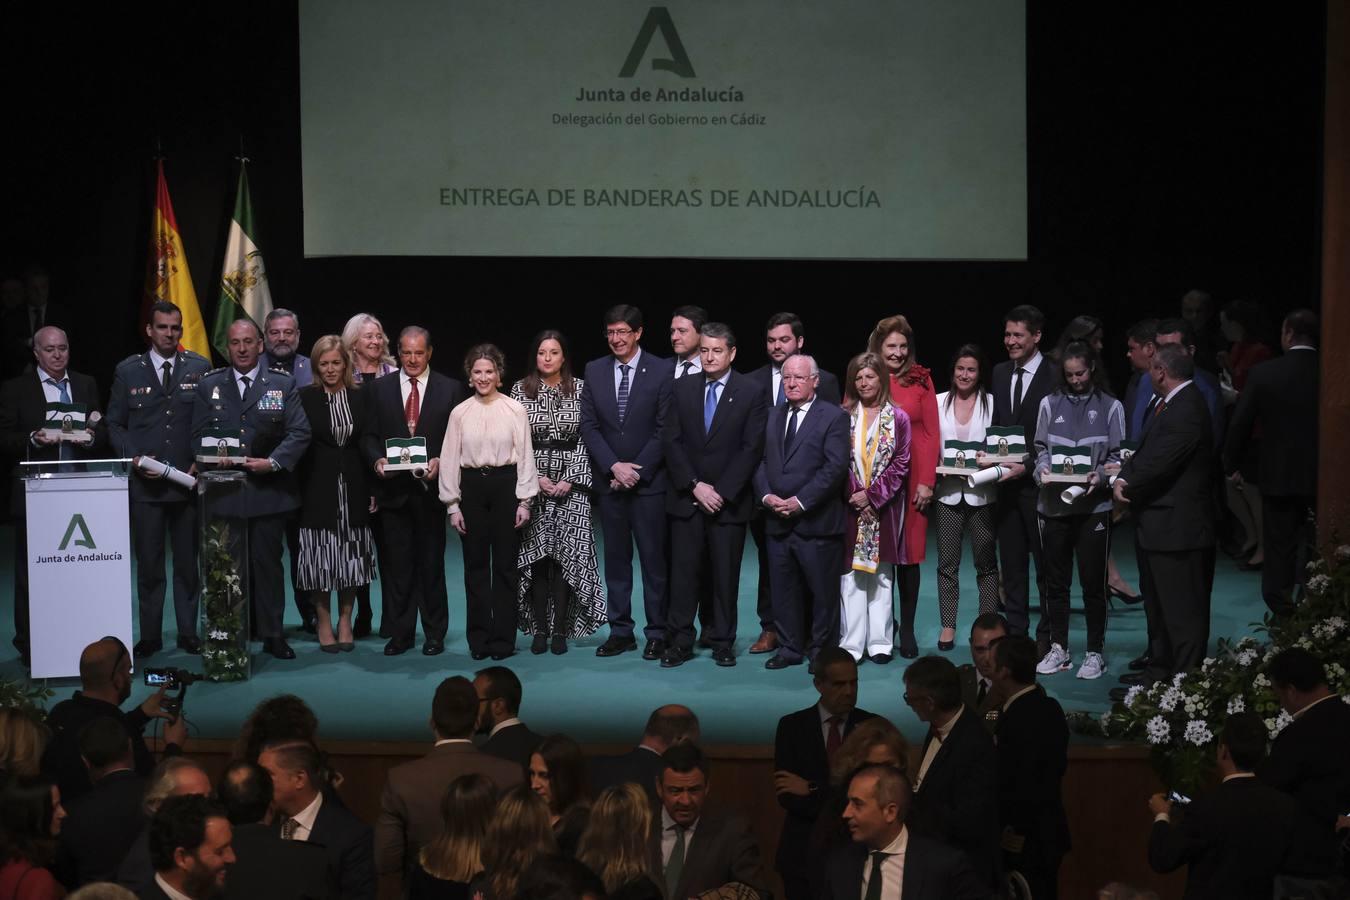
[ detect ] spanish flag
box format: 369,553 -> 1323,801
144,160 -> 211,359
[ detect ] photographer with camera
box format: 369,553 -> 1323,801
40,637 -> 189,806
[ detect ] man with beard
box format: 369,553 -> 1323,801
146,795 -> 237,900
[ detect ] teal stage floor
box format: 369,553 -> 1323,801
0,523 -> 1269,746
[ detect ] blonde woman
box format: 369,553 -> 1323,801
341,313 -> 398,383
577,783 -> 661,899
410,774 -> 499,900
0,707 -> 47,778
475,785 -> 556,900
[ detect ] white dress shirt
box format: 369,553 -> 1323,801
284,791 -> 323,842
859,826 -> 908,900
1009,351 -> 1043,410
37,366 -> 69,404
914,708 -> 963,791
613,348 -> 644,393
153,874 -> 196,900
675,356 -> 703,379
489,717 -> 523,739
149,348 -> 176,383
233,364 -> 261,398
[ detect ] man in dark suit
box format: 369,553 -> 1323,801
362,326 -> 465,656
1110,344 -> 1216,697
107,301 -> 212,657
989,635 -> 1070,899
822,765 -> 988,900
54,717 -> 147,888
662,322 -> 768,667
145,795 -> 237,900
990,305 -> 1060,647
773,647 -> 877,900
259,740 -> 374,900
0,324 -> 104,666
753,353 -> 850,671
668,305 -> 716,646
1149,711 -> 1297,899
218,759 -> 333,900
902,655 -> 1000,887
1258,648 -> 1350,884
745,311 -> 842,655
375,676 -> 522,879
1122,319 -> 1160,442
1155,318 -> 1225,449
649,743 -> 765,898
474,665 -> 543,767
588,704 -> 700,807
1223,309 -> 1319,617
192,319 -> 311,659
960,612 -> 1009,733
579,304 -> 675,659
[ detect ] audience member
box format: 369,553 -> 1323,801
989,634 -> 1070,899
528,735 -> 590,857
838,351 -> 911,664
576,783 -> 662,900
258,740 -> 374,900
651,744 -> 764,899
42,637 -> 185,805
746,312 -> 843,655
0,774 -> 67,900
821,765 -> 986,900
1097,881 -> 1161,900
0,706 -> 48,778
902,655 -> 1000,887
588,705 -> 700,806
115,758 -> 211,895
960,612 -> 1009,731
476,785 -> 558,900
661,322 -> 768,667
580,305 -> 675,661
1257,648 -> 1350,885
517,855 -> 607,900
1223,309 -> 1319,616
145,795 -> 234,900
375,677 -> 520,879
217,759 -> 332,900
773,647 -> 877,900
66,885 -> 136,900
233,694 -> 320,765
54,718 -> 146,888
474,666 -> 543,767
408,774 -> 497,900
1147,711 -> 1296,899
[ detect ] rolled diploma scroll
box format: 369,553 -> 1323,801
967,465 -> 1003,488
1059,484 -> 1088,504
136,456 -> 197,490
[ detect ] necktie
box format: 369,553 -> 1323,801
825,715 -> 843,759
863,851 -> 889,900
617,364 -> 631,423
1011,366 -> 1026,419
1153,397 -> 1167,417
976,679 -> 988,707
703,380 -> 720,432
239,375 -> 251,399
47,378 -> 73,463
775,370 -> 786,406
783,405 -> 800,454
665,825 -> 686,897
47,378 -> 71,404
281,817 -> 298,840
1144,393 -> 1159,418
405,377 -> 420,435
161,361 -> 172,392
681,360 -> 693,378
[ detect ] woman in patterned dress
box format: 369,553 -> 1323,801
510,330 -> 606,655
295,335 -> 377,652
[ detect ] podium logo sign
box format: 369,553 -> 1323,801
58,514 -> 96,551
619,7 -> 695,78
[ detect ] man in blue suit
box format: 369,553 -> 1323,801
752,354 -> 850,671
580,305 -> 675,660
107,301 -> 213,657
192,319 -> 311,659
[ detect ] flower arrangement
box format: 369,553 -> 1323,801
1072,545 -> 1350,795
200,521 -> 250,682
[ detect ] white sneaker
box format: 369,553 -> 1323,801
1036,643 -> 1072,675
1076,651 -> 1106,680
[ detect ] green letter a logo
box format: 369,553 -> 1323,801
619,7 -> 695,78
59,514 -> 96,550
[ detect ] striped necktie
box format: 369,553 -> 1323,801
617,364 -> 631,423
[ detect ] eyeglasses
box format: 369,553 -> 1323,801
605,328 -> 635,338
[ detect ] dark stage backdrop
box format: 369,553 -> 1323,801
2,3 -> 1326,398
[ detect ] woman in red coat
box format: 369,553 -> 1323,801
867,315 -> 940,657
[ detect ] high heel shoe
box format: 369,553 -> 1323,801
551,635 -> 568,655
1108,585 -> 1143,606
319,642 -> 339,654
937,628 -> 956,651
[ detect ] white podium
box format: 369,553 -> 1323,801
22,460 -> 134,679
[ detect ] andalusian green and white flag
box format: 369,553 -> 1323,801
985,426 -> 1026,456
1050,444 -> 1093,475
211,164 -> 273,360
198,429 -> 244,462
43,402 -> 87,436
942,440 -> 984,469
386,437 -> 429,470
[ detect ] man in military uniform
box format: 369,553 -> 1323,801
192,319 -> 310,659
961,612 -> 1009,733
107,301 -> 212,657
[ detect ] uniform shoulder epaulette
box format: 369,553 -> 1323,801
205,366 -> 229,376
266,363 -> 292,375
181,350 -> 210,363
118,353 -> 143,366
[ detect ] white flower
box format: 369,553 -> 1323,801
1343,696 -> 1350,705
1202,657 -> 1216,671
1265,710 -> 1294,739
209,629 -> 229,641
1226,696 -> 1246,714
1146,716 -> 1171,744
1254,673 -> 1271,688
1159,687 -> 1183,712
1124,685 -> 1144,708
1183,720 -> 1214,747
1172,673 -> 1186,688
1307,574 -> 1332,594
1237,648 -> 1258,666
1325,616 -> 1346,633
1334,544 -> 1350,560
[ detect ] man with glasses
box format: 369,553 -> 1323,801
579,305 -> 675,660
40,636 -> 187,806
